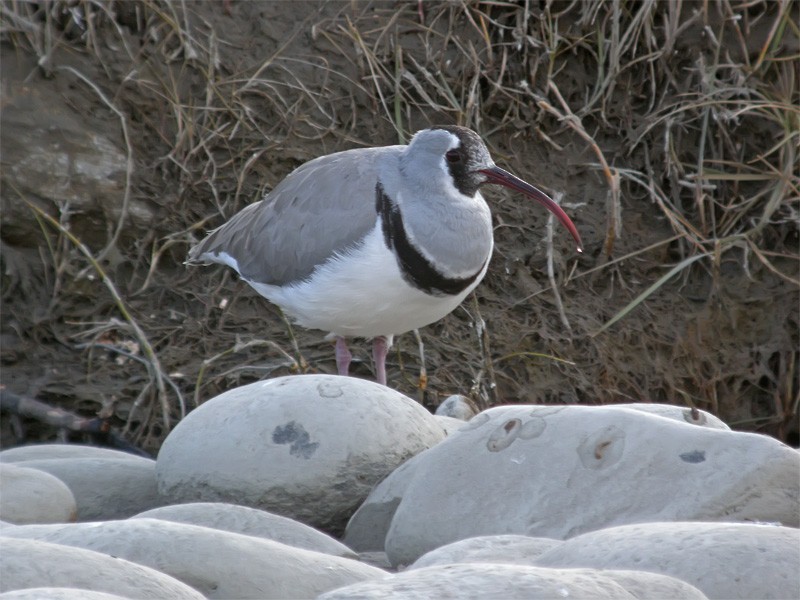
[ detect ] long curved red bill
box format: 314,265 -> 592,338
479,166 -> 583,252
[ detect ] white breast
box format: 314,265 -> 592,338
245,223 -> 491,338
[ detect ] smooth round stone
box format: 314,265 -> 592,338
434,415 -> 468,436
0,464 -> 77,524
2,518 -> 385,599
132,502 -> 356,558
15,457 -> 164,521
0,444 -> 147,463
615,403 -> 729,429
0,589 -> 130,600
318,563 -> 707,599
0,537 -> 204,599
382,404 -> 799,566
157,375 -> 444,533
435,395 -> 479,420
409,535 -> 564,569
535,521 -> 799,600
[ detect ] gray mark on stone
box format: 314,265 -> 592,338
272,421 -> 319,459
679,450 -> 706,463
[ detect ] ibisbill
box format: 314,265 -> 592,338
187,125 -> 583,385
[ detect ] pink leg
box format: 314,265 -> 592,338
335,336 -> 352,376
372,336 -> 391,386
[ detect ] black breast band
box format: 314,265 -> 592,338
375,183 -> 485,297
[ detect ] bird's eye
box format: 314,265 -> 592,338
445,150 -> 461,163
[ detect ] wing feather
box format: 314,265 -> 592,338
187,145 -> 400,286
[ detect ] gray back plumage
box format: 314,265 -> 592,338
187,145 -> 402,286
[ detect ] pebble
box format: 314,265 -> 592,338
434,395 -> 479,420
12,456 -> 164,521
0,464 -> 76,524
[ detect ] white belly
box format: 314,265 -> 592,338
247,226 -> 490,338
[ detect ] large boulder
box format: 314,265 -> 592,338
2,518 -> 385,599
534,521 -> 800,600
133,502 -> 356,558
0,464 -> 76,524
318,563 -> 708,599
1,55 -> 155,249
0,537 -> 204,599
14,456 -> 164,521
157,375 -> 444,533
343,402 -> 751,556
379,404 -> 799,565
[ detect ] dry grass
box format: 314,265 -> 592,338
1,0 -> 797,449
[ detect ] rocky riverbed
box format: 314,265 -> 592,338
1,375 -> 798,599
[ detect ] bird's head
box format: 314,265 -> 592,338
405,125 -> 583,252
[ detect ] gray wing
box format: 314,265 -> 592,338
187,145 -> 401,286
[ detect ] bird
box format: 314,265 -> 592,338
187,125 -> 582,386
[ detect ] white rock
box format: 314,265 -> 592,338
382,404 -> 799,566
616,403 -> 729,429
157,375 -> 444,533
435,395 -> 479,420
0,537 -> 204,599
15,457 -> 164,521
0,444 -> 148,463
2,518 -> 385,599
0,589 -> 130,600
434,415 -> 468,436
132,502 -> 356,558
318,563 -> 707,599
535,521 -> 800,600
0,464 -> 76,524
409,535 -> 563,569
346,402 -> 733,554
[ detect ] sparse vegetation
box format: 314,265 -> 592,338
1,0 -> 797,451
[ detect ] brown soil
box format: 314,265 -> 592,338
1,1 -> 798,454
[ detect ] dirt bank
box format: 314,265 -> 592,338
1,1 -> 797,453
